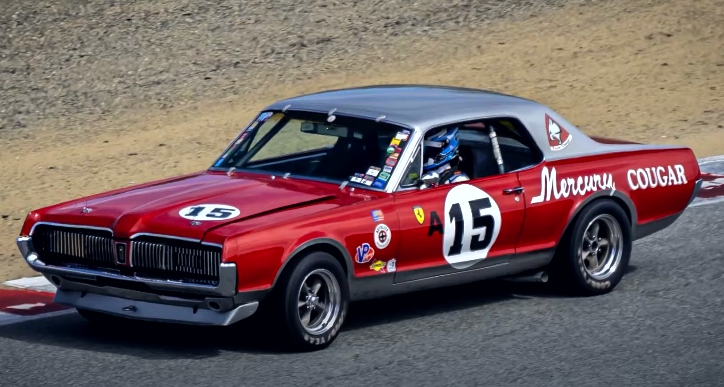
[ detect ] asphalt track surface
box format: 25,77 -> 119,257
1,185 -> 723,385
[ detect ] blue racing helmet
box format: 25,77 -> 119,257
423,127 -> 460,172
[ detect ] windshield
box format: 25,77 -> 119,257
211,110 -> 413,190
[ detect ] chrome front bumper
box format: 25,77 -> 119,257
16,235 -> 259,326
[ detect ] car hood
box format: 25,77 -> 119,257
34,172 -> 348,241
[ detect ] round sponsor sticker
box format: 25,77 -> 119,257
441,184 -> 502,269
374,223 -> 391,249
178,204 -> 241,221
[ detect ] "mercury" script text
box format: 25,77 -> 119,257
531,166 -> 616,204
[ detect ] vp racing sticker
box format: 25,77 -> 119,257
355,243 -> 375,264
178,204 -> 241,221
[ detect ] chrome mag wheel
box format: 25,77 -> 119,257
580,214 -> 623,281
297,268 -> 341,336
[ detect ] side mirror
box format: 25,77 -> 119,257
419,171 -> 440,189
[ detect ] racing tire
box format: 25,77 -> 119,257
550,199 -> 632,296
260,251 -> 349,351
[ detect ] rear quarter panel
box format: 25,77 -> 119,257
622,147 -> 700,223
515,146 -> 700,253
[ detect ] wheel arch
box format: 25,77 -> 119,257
556,190 -> 637,250
270,238 -> 353,290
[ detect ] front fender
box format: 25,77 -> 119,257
271,237 -> 355,288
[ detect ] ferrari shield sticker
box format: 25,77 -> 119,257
413,206 -> 425,225
440,184 -> 502,269
374,224 -> 391,249
545,114 -> 572,151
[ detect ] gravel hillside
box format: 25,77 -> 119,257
0,0 -> 595,132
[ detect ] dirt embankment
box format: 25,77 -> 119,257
0,0 -> 722,282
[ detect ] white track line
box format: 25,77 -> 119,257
3,276 -> 56,293
697,155 -> 724,164
689,196 -> 724,208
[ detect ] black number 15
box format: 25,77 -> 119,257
184,206 -> 236,219
447,198 -> 495,256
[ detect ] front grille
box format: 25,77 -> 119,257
33,225 -> 115,266
32,225 -> 222,285
131,239 -> 221,283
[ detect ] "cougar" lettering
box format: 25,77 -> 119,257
627,165 -> 687,190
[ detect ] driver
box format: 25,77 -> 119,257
422,126 -> 469,186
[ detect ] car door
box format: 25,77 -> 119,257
392,134 -> 526,283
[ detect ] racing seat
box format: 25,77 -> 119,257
461,140 -> 501,179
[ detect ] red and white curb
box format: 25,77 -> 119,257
1,156 -> 723,327
691,155 -> 724,208
0,277 -> 73,326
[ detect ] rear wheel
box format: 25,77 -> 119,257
550,199 -> 632,296
261,251 -> 349,351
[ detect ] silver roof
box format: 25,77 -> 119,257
263,85 -> 539,129
263,84 -> 680,174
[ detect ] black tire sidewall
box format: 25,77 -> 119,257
280,252 -> 349,350
564,200 -> 632,295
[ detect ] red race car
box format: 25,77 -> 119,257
16,85 -> 702,350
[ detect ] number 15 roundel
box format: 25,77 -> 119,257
442,184 -> 502,269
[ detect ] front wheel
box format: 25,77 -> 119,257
550,199 -> 632,296
268,251 -> 349,351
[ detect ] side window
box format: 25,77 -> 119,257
484,118 -> 542,172
434,118 -> 542,180
399,146 -> 423,188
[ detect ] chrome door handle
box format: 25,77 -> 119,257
503,186 -> 524,195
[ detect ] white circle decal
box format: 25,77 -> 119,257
442,184 -> 502,269
374,223 -> 391,249
178,204 -> 241,221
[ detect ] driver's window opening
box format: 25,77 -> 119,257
211,110 -> 414,191
419,117 -> 542,184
